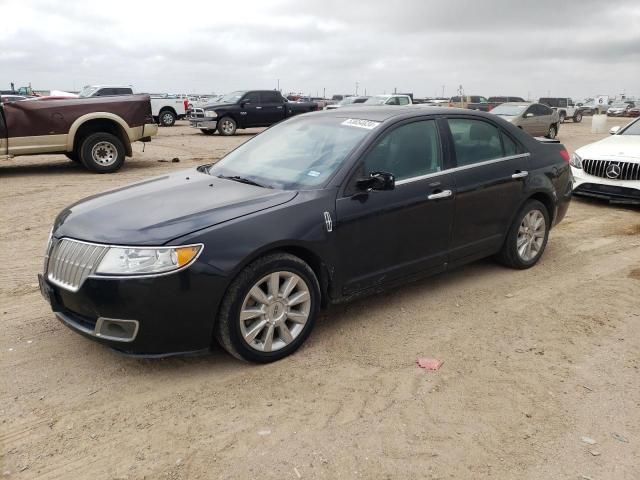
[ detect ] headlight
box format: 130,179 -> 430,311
95,244 -> 202,276
570,152 -> 583,169
204,110 -> 217,118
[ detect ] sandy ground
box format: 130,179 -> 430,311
1,116 -> 639,480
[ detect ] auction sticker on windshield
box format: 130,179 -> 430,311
341,118 -> 381,129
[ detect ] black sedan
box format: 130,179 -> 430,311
39,107 -> 572,362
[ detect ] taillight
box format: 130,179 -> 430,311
184,99 -> 189,111
559,148 -> 570,162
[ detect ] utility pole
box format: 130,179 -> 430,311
442,85 -> 445,98
394,87 -> 397,94
323,87 -> 325,99
355,81 -> 359,96
277,79 -> 280,91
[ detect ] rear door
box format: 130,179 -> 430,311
445,117 -> 529,264
335,118 -> 455,294
259,91 -> 286,124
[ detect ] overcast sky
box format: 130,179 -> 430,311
2,0 -> 639,100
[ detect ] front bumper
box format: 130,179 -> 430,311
38,261 -> 227,355
571,167 -> 640,204
190,119 -> 217,130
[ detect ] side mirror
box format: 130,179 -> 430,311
524,112 -> 534,118
609,126 -> 621,135
356,171 -> 395,192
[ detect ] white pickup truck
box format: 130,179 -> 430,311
78,85 -> 187,126
361,94 -> 413,106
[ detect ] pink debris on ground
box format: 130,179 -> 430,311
417,358 -> 444,371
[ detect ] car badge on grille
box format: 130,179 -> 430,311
605,163 -> 621,179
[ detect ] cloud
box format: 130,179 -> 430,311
1,0 -> 638,99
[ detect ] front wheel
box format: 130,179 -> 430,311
573,112 -> 583,123
79,132 -> 126,173
559,112 -> 566,123
215,253 -> 320,363
545,124 -> 558,139
217,116 -> 237,136
496,200 -> 550,269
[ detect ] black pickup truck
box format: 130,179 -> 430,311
189,90 -> 318,135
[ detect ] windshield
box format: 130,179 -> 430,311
490,104 -> 527,116
363,96 -> 389,105
220,91 -> 247,103
621,119 -> 640,135
207,116 -> 376,189
78,86 -> 99,98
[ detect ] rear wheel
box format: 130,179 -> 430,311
215,253 -> 320,363
159,109 -> 176,127
496,200 -> 550,269
559,111 -> 566,123
79,132 -> 125,173
217,116 -> 237,136
545,124 -> 558,139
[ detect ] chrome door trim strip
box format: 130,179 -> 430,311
394,153 -> 530,186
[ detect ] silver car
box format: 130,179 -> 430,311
490,102 -> 560,138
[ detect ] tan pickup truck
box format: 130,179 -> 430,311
0,94 -> 158,173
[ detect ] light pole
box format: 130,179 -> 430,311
277,79 -> 280,91
355,81 -> 359,96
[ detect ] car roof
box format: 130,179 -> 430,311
499,102 -> 534,106
312,105 -> 485,122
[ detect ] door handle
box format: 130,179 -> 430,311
512,171 -> 529,179
277,106 -> 283,109
427,190 -> 452,200
255,106 -> 262,110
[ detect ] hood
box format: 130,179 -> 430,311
53,168 -> 297,245
576,135 -> 640,160
203,102 -> 236,110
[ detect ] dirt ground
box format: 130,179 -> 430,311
1,116 -> 639,480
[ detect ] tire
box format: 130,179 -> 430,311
559,112 -> 566,123
159,109 -> 176,127
545,124 -> 558,139
200,129 -> 216,135
217,116 -> 237,136
496,200 -> 550,269
65,152 -> 80,163
573,112 -> 583,123
215,253 -> 321,363
79,132 -> 125,173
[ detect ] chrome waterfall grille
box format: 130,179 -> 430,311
46,239 -> 108,292
582,159 -> 640,181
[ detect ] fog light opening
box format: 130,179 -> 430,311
95,318 -> 139,342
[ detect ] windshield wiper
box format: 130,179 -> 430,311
217,174 -> 269,188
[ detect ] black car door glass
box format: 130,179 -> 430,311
447,119 -> 503,166
361,120 -> 442,181
243,92 -> 260,104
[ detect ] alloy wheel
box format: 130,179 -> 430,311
221,120 -> 234,134
517,209 -> 546,261
239,271 -> 311,352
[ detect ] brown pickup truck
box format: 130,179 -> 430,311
0,94 -> 158,173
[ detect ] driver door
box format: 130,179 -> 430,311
334,119 -> 455,295
239,91 -> 262,127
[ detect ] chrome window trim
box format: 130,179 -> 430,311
394,153 -> 530,186
47,237 -> 204,286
